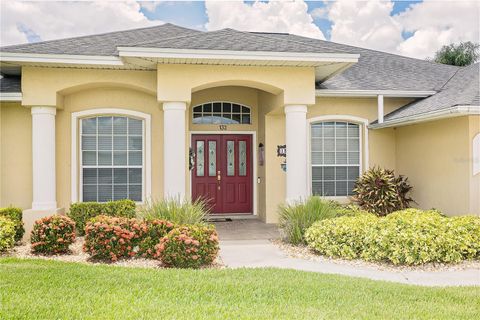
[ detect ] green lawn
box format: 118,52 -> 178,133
0,258 -> 479,319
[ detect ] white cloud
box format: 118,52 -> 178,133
205,0 -> 325,39
138,1 -> 163,13
0,0 -> 160,46
326,0 -> 479,59
328,0 -> 403,54
395,0 -> 480,59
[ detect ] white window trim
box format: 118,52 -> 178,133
71,108 -> 151,203
474,133 -> 480,176
307,115 -> 369,200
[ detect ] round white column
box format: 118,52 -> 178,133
163,101 -> 187,198
285,105 -> 308,203
31,106 -> 57,210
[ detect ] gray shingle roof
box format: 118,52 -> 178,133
0,23 -> 200,56
0,76 -> 21,93
382,63 -> 480,122
2,23 -> 477,122
130,28 -> 345,54
256,33 -> 460,92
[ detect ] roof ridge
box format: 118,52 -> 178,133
437,66 -> 464,92
269,33 -> 460,69
122,27 -> 230,47
127,27 -> 346,54
232,29 -> 346,54
0,23 -> 201,51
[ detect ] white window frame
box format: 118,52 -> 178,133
192,101 -> 252,125
71,108 -> 151,203
474,133 -> 480,176
307,115 -> 369,200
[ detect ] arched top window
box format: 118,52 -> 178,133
310,121 -> 361,197
80,115 -> 144,202
192,102 -> 251,124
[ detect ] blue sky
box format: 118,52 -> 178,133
140,0 -> 423,40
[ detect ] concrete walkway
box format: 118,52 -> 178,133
215,220 -> 480,287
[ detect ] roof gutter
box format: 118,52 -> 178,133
118,47 -> 360,63
316,89 -> 436,98
0,92 -> 22,102
369,105 -> 480,129
0,52 -> 124,66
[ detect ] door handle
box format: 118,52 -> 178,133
217,171 -> 221,190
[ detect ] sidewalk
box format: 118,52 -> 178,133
219,239 -> 480,287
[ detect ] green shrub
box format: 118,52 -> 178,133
0,207 -> 24,242
305,208 -> 480,265
278,197 -> 337,245
138,219 -> 176,259
305,214 -> 377,259
0,216 -> 16,252
353,167 -> 414,216
83,216 -> 147,262
138,198 -> 208,225
156,225 -> 219,268
335,204 -> 375,217
68,200 -> 136,235
30,215 -> 76,255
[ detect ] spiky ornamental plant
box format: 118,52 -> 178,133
352,167 -> 414,216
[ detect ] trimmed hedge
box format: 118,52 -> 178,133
30,215 -> 76,254
156,225 -> 219,268
0,207 -> 24,242
67,200 -> 136,235
0,216 -> 16,252
305,209 -> 480,265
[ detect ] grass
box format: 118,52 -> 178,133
1,258 -> 479,319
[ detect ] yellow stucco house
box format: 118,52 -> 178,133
0,24 -> 479,228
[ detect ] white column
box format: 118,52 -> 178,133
377,94 -> 384,124
31,106 -> 57,210
284,105 -> 308,203
163,101 -> 187,198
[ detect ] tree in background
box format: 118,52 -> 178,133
430,41 -> 479,66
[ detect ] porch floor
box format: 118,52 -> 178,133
213,219 -> 280,241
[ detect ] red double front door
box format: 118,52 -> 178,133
192,134 -> 252,214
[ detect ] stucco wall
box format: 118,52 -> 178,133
395,116 -> 472,215
58,87 -> 163,210
0,102 -> 32,209
468,115 -> 480,215
260,96 -> 412,222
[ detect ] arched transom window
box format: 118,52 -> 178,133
81,115 -> 144,202
311,121 -> 361,197
193,102 -> 251,124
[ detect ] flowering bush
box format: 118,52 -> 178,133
305,209 -> 480,265
156,225 -> 219,268
30,215 -> 76,254
83,216 -> 148,262
0,207 -> 24,242
138,219 -> 176,259
0,216 -> 16,252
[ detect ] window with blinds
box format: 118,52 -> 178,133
311,121 -> 360,197
81,116 -> 143,202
